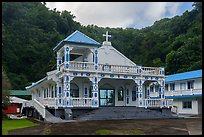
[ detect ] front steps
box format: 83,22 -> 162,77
74,107 -> 178,121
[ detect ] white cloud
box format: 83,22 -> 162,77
45,2 -> 189,29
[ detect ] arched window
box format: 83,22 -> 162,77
118,87 -> 124,101
70,83 -> 79,97
132,85 -> 137,101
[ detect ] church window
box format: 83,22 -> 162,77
70,83 -> 79,97
118,87 -> 124,101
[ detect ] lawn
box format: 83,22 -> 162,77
95,129 -> 144,135
2,119 -> 40,135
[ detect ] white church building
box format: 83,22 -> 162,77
25,30 -> 174,120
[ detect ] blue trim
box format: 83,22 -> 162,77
165,94 -> 202,99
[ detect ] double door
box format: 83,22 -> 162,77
99,89 -> 115,106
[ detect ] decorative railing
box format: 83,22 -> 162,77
165,88 -> 202,96
41,98 -> 55,107
141,67 -> 161,75
143,99 -> 173,108
58,61 -> 164,76
149,92 -> 159,97
69,61 -> 94,71
98,64 -> 139,74
71,97 -> 93,107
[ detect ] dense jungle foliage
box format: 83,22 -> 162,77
2,2 -> 202,89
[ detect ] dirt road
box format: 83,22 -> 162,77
8,118 -> 202,135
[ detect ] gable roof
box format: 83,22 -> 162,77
10,90 -> 32,96
165,69 -> 202,82
53,30 -> 101,52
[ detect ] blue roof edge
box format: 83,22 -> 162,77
53,30 -> 101,52
165,69 -> 202,82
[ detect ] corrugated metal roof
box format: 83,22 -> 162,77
10,90 -> 31,96
53,30 -> 101,51
165,69 -> 202,82
10,96 -> 28,103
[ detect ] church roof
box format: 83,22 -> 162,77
53,30 -> 101,52
165,69 -> 202,82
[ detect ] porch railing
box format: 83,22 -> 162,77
71,97 -> 93,107
141,67 -> 161,75
143,99 -> 173,108
165,88 -> 202,97
58,61 -> 164,76
69,61 -> 94,71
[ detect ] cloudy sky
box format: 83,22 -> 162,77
45,2 -> 194,29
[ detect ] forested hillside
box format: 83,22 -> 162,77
2,2 -> 202,89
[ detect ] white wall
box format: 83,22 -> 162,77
173,98 -> 199,115
166,78 -> 202,91
98,43 -> 136,66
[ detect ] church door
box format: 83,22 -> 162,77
99,89 -> 115,107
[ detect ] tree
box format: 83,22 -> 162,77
2,66 -> 11,119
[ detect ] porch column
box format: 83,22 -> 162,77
64,45 -> 70,70
159,79 -> 165,107
92,77 -> 99,107
63,75 -> 72,107
93,48 -> 98,71
57,52 -> 62,71
138,79 -> 144,107
55,78 -> 62,108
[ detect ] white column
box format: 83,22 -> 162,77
55,78 -> 62,108
92,76 -> 99,107
63,75 -> 71,107
57,52 -> 62,71
64,46 -> 70,70
93,48 -> 98,71
138,79 -> 144,107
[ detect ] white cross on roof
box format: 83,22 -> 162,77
103,31 -> 111,42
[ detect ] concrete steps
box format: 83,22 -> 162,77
76,107 -> 177,121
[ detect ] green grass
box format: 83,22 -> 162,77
2,119 -> 40,135
95,129 -> 112,135
95,129 -> 144,135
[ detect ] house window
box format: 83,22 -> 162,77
187,81 -> 194,89
118,87 -> 124,101
165,84 -> 168,91
180,82 -> 186,90
183,101 -> 192,109
170,83 -> 175,90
